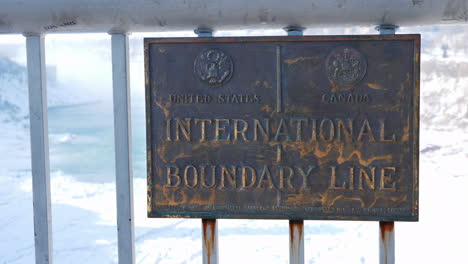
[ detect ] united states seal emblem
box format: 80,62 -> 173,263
194,48 -> 233,87
325,47 -> 367,89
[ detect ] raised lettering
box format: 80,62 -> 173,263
296,165 -> 315,189
183,165 -> 199,187
329,166 -> 346,189
357,118 -> 376,142
380,167 -> 397,191
241,166 -> 257,188
233,119 -> 249,142
175,118 -> 191,141
165,119 -> 172,141
379,119 -> 397,143
165,165 -> 181,187
257,165 -> 275,189
201,165 -> 216,188
273,118 -> 292,142
195,119 -> 212,142
320,118 -> 335,142
359,166 -> 376,190
215,119 -> 230,142
310,118 -> 317,141
279,166 -> 294,189
336,118 -> 353,142
220,165 -> 236,188
291,118 -> 308,141
253,119 -> 270,142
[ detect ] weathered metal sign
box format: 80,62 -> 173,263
145,35 -> 419,221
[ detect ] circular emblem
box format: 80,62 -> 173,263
325,47 -> 367,88
194,48 -> 233,86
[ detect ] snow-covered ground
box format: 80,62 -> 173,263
1,26 -> 467,263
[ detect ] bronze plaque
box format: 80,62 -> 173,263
145,35 -> 419,221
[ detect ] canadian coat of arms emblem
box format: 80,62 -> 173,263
325,47 -> 367,89
194,48 -> 233,86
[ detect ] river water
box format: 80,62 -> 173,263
47,101 -> 146,183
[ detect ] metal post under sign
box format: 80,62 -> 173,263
285,25 -> 306,264
194,27 -> 220,264
377,23 -> 398,264
379,221 -> 395,264
202,219 -> 219,264
289,220 -> 305,264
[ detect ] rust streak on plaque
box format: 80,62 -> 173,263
401,116 -> 411,142
336,150 -> 393,166
284,56 -> 320,65
261,104 -> 272,113
283,141 -> 333,159
154,99 -> 170,118
365,82 -> 386,90
327,195 -> 365,207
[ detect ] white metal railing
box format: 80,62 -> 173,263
24,26 -> 398,264
24,32 -> 137,264
1,0 -> 466,34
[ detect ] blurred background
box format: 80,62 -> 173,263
0,26 -> 467,263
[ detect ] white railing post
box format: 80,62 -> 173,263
110,32 -> 135,264
25,33 -> 53,264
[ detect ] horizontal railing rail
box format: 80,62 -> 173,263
1,0 -> 468,34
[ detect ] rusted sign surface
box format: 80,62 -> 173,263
145,35 -> 419,221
